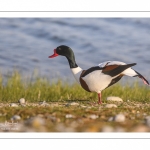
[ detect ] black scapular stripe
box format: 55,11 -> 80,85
81,66 -> 102,77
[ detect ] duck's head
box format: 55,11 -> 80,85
49,45 -> 74,58
49,45 -> 78,68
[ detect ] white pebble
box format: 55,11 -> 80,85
108,117 -> 114,122
145,116 -> 150,127
114,114 -> 126,122
101,126 -> 114,132
11,115 -> 21,121
10,103 -> 18,107
89,114 -> 99,120
18,98 -> 25,104
65,114 -> 75,119
70,102 -> 79,106
39,101 -> 49,107
106,96 -> 123,102
105,104 -> 117,108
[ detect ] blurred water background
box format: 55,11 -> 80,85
0,18 -> 150,82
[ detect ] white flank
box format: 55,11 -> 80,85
82,70 -> 112,93
71,67 -> 83,83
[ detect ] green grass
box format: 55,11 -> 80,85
0,71 -> 150,132
0,71 -> 149,103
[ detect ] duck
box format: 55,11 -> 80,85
49,45 -> 149,104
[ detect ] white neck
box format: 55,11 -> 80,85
71,67 -> 83,83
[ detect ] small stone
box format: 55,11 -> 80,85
66,102 -> 79,107
49,116 -> 60,122
18,98 -> 25,104
144,116 -> 150,127
114,114 -> 125,122
101,126 -> 114,132
106,96 -> 123,102
105,104 -> 117,108
70,102 -> 79,106
88,114 -> 99,120
25,116 -> 45,128
80,105 -> 87,108
11,115 -> 21,121
65,114 -> 75,119
39,101 -> 49,107
108,117 -> 114,122
10,103 -> 18,107
143,113 -> 147,116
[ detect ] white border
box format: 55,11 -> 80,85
1,12 -> 150,18
0,0 -> 150,11
0,133 -> 150,139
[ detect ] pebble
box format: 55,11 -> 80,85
108,117 -> 114,122
49,116 -> 60,122
9,103 -> 18,107
144,116 -> 150,127
114,114 -> 126,122
65,114 -> 75,119
18,98 -> 25,104
108,114 -> 125,122
88,114 -> 99,120
101,126 -> 114,132
70,102 -> 79,106
105,104 -> 117,108
80,105 -> 87,108
66,102 -> 79,107
11,115 -> 21,121
39,101 -> 49,107
106,96 -> 123,102
25,116 -> 45,128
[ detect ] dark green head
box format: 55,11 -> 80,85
49,45 -> 78,68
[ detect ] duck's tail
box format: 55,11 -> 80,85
122,67 -> 149,86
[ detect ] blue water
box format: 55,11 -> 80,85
0,18 -> 150,81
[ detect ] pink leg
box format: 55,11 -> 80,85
98,93 -> 102,104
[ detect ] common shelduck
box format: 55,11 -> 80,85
49,45 -> 149,104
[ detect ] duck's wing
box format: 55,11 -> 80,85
101,61 -> 149,86
101,62 -> 137,77
80,61 -> 136,78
